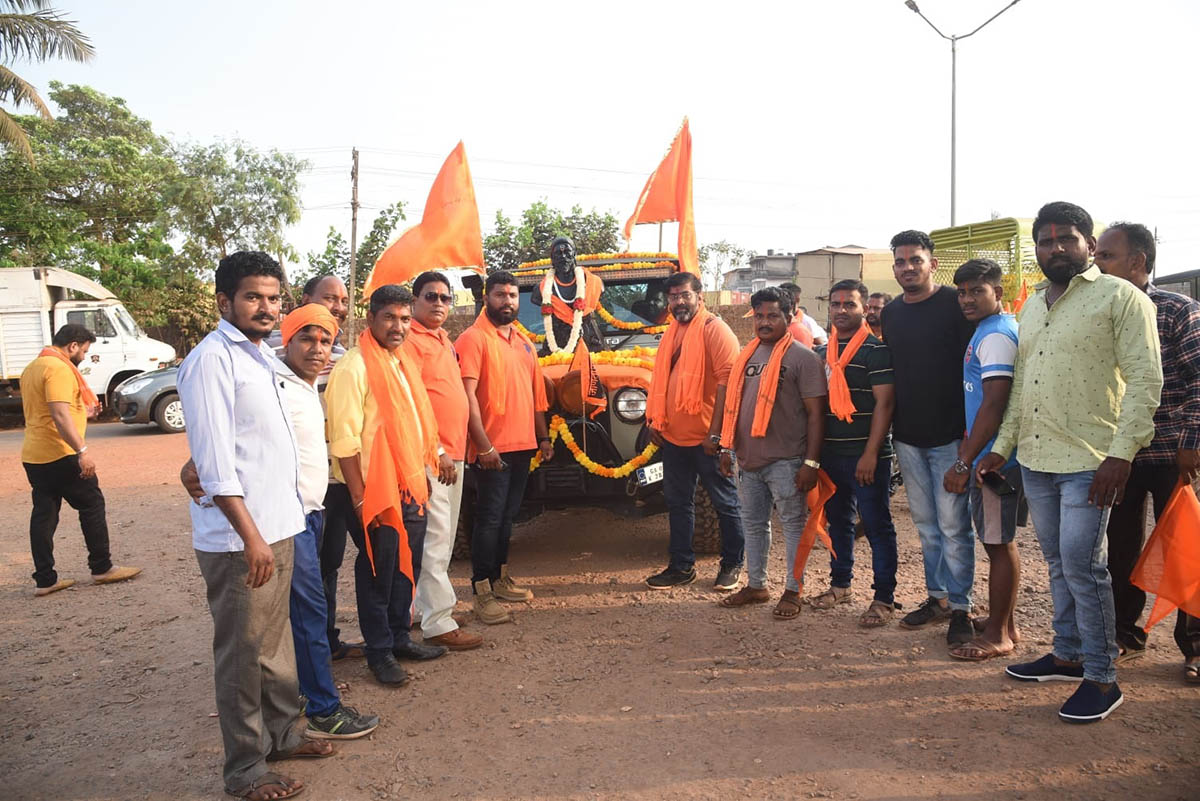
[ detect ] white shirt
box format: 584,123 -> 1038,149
178,319 -> 305,552
802,313 -> 828,343
275,357 -> 329,513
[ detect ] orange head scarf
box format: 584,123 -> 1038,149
280,303 -> 338,347
826,323 -> 871,423
39,346 -> 100,416
358,329 -> 441,580
468,308 -> 549,418
647,304 -> 713,428
719,334 -> 792,448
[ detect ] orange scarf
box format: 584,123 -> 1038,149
826,324 -> 871,423
719,335 -> 792,448
791,470 -> 838,594
470,309 -> 549,417
359,330 -> 440,580
548,271 -> 604,325
648,306 -> 712,428
39,347 -> 99,415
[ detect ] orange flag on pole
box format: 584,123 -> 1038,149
623,118 -> 699,276
1130,480 -> 1200,631
1012,279 -> 1029,314
365,141 -> 485,296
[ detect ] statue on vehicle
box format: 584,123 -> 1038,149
531,237 -> 605,353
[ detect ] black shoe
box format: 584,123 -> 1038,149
1005,653 -> 1085,682
368,654 -> 410,685
1059,680 -> 1124,723
646,566 -> 698,590
713,564 -> 742,592
947,610 -> 973,645
898,596 -> 951,630
392,639 -> 449,661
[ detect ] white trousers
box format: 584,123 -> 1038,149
416,462 -> 464,637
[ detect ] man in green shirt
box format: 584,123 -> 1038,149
980,202 -> 1162,724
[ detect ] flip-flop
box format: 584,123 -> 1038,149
1116,645 -> 1146,665
1185,662 -> 1200,685
805,587 -> 852,610
718,587 -> 770,608
949,636 -> 1015,662
227,772 -> 304,800
971,615 -> 1022,644
773,591 -> 802,620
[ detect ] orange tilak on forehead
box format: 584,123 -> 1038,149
1050,223 -> 1058,239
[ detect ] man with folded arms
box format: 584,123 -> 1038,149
645,271 -> 745,591
403,271 -> 483,650
714,286 -> 826,619
326,284 -> 448,686
980,202 -> 1162,723
455,270 -> 554,624
179,251 -> 334,800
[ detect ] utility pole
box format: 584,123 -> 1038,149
348,147 -> 360,322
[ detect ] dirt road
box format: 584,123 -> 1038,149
1,423 -> 1197,801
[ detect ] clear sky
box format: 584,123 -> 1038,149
19,0 -> 1200,275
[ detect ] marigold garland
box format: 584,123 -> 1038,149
530,414 -> 659,478
537,346 -> 657,371
514,260 -> 678,277
513,320 -> 545,342
594,304 -> 670,334
517,252 -> 676,271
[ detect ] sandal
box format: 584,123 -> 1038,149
267,740 -> 337,761
949,637 -> 1015,662
773,590 -> 802,620
719,586 -> 770,608
858,600 -> 894,628
971,615 -> 1022,644
1116,644 -> 1146,665
806,586 -> 852,610
227,772 -> 304,800
330,641 -> 366,661
1185,661 -> 1200,685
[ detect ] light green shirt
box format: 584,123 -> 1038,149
991,265 -> 1162,472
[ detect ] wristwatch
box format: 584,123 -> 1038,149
803,459 -> 820,470
952,459 -> 970,475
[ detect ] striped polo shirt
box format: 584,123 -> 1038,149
816,333 -> 894,458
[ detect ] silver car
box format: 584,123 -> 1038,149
112,367 -> 185,433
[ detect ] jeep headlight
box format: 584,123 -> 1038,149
613,386 -> 647,423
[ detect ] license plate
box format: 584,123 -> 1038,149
636,462 -> 664,486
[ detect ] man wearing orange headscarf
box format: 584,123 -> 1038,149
455,270 -> 553,625
645,271 -> 744,591
326,285 -> 449,687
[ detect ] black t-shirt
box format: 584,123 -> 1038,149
880,285 -> 975,448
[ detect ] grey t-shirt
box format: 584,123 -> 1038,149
734,340 -> 827,471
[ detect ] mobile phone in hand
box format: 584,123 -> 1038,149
980,469 -> 1016,496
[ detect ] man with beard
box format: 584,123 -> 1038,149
456,271 -> 554,624
530,237 -> 605,353
20,324 -> 141,596
1094,221 -> 1200,684
645,271 -> 745,591
981,202 -> 1162,723
866,292 -> 891,340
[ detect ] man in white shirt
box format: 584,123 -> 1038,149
178,253 -> 336,798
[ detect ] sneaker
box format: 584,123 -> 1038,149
646,567 -> 697,590
1005,653 -> 1085,682
367,654 -> 410,686
306,704 -> 380,739
713,564 -> 742,592
1058,681 -> 1124,723
947,610 -> 973,646
898,596 -> 951,630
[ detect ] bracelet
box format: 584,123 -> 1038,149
538,437 -> 551,444
708,434 -> 721,444
480,446 -> 496,457
354,499 -> 364,509
76,446 -> 88,455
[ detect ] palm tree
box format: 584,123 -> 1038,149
0,0 -> 92,165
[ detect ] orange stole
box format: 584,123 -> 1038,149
547,271 -> 604,325
791,470 -> 838,593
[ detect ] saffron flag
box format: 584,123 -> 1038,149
623,118 -> 699,276
569,338 -> 607,419
791,470 -> 838,594
365,141 -> 485,295
1012,279 -> 1029,314
1131,480 -> 1200,631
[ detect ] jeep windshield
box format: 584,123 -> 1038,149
517,278 -> 670,339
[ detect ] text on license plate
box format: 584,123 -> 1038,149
637,462 -> 664,486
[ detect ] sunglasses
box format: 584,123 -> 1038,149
423,292 -> 453,305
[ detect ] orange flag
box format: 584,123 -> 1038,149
569,338 -> 607,419
791,470 -> 838,594
365,141 -> 484,295
623,118 -> 699,276
1131,480 -> 1200,631
1012,279 -> 1029,313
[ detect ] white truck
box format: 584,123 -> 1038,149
0,267 -> 176,408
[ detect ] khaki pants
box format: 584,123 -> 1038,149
196,538 -> 303,792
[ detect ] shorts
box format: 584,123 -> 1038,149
969,463 -> 1023,545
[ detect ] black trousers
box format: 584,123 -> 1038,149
470,450 -> 535,586
319,483 -> 353,651
1106,461 -> 1200,657
23,455 -> 113,588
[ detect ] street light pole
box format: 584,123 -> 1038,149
904,0 -> 1022,226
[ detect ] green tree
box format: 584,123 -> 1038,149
295,201 -> 406,303
483,200 -> 620,272
699,239 -> 751,291
0,0 -> 93,165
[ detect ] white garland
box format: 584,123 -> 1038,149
541,262 -> 586,354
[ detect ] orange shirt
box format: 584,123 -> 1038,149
403,319 -> 470,461
788,320 -> 814,348
662,316 -> 740,447
455,323 -> 540,456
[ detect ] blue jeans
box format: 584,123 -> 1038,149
661,442 -> 745,572
291,510 -> 339,717
739,458 -> 807,592
1022,467 -> 1118,683
894,440 -> 974,610
470,450 -> 535,586
824,453 -> 899,604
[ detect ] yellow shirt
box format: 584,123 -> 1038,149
991,265 -> 1162,472
325,345 -> 430,484
20,356 -> 87,464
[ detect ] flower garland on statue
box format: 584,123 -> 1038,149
514,320 -> 545,343
540,261 -> 587,354
594,304 -> 670,335
517,252 -> 675,271
538,346 -> 657,371
513,260 -> 677,277
530,414 -> 659,477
